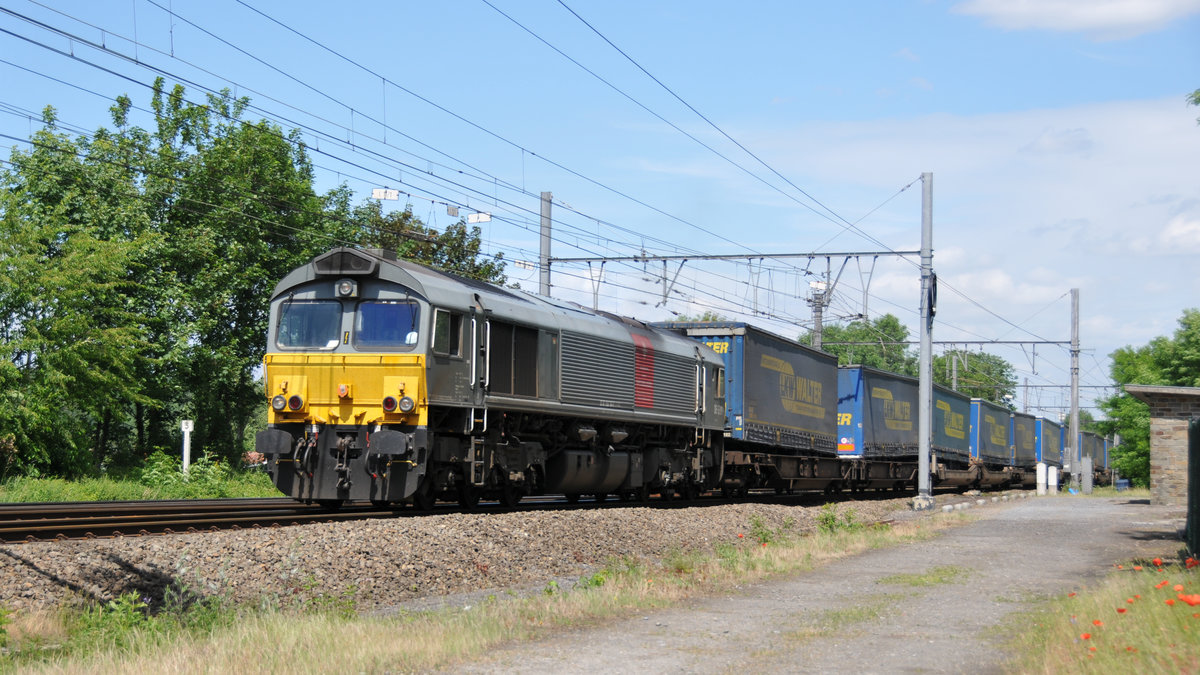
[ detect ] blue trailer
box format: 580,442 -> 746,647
656,322 -> 850,492
1011,412 -> 1037,470
1035,418 -> 1063,468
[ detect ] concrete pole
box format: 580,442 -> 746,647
811,287 -> 824,350
914,172 -> 935,510
539,191 -> 552,297
1069,288 -> 1081,489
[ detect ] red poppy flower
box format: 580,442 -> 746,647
761,542 -> 767,547
1135,595 -> 1142,599
1117,564 -> 1124,569
1080,633 -> 1091,640
1156,581 -> 1169,589
1153,557 -> 1163,566
737,533 -> 744,538
1117,608 -> 1127,614
1068,592 -> 1076,598
1166,599 -> 1176,606
1178,594 -> 1200,607
1133,565 -> 1143,571
1127,646 -> 1137,652
1175,584 -> 1185,592
1127,598 -> 1135,604
1088,647 -> 1096,652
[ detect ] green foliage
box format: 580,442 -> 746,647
0,604 -> 10,648
803,314 -> 917,374
933,350 -> 1017,406
1098,308 -> 1200,487
1190,88 -> 1200,124
349,200 -> 506,283
671,310 -> 728,322
816,503 -> 864,534
0,80 -> 503,480
802,313 -> 1017,405
0,464 -> 277,502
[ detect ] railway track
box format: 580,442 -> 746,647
0,487 -> 923,544
0,498 -> 410,544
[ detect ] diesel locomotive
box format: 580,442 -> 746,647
254,247 -> 727,508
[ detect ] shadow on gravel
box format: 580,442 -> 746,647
0,547 -> 103,604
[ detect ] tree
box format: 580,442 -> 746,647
801,314 -> 917,374
349,200 -> 506,283
932,350 -> 1017,406
1097,308 -> 1200,487
0,81 -> 513,477
670,310 -> 728,322
0,108 -> 154,476
1190,88 -> 1200,124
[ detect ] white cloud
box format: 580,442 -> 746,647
951,0 -> 1200,40
893,47 -> 921,62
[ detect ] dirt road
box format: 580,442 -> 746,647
447,495 -> 1184,674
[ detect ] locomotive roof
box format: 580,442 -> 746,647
273,247 -> 721,361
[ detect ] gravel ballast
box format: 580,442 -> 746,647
0,497 -> 917,614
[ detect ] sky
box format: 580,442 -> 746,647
2,0 -> 1199,421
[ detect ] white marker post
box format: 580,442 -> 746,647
181,420 -> 194,473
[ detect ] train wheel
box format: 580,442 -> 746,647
660,488 -> 675,501
458,485 -> 481,510
565,493 -> 581,504
316,499 -> 344,510
412,481 -> 436,511
500,482 -> 522,509
593,493 -> 609,503
683,484 -> 700,501
635,485 -> 651,502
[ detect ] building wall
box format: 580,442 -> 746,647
1144,394 -> 1200,506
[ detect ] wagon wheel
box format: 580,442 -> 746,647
411,479 -> 436,511
564,493 -> 581,504
593,493 -> 608,503
316,499 -> 344,511
458,484 -> 481,510
500,481 -> 523,509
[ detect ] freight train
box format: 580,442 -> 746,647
255,247 -> 1108,508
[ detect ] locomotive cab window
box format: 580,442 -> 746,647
276,300 -> 342,350
354,300 -> 420,349
433,309 -> 464,357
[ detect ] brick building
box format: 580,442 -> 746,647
1125,384 -> 1200,506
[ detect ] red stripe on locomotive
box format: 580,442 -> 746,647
631,333 -> 655,408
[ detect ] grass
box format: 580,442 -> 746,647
0,453 -> 279,502
1,509 -> 970,673
879,564 -> 973,587
1002,555 -> 1200,673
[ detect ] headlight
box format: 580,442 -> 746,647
398,396 -> 415,413
271,395 -> 287,411
287,395 -> 304,411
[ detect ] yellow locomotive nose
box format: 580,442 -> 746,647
264,354 -> 426,426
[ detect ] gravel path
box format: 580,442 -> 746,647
445,496 -> 1184,674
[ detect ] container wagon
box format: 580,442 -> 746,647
655,322 -> 850,493
969,398 -> 1018,487
835,366 -> 921,490
1011,411 -> 1038,486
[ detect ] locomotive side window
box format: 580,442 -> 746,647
276,300 -> 341,350
354,301 -> 420,349
432,309 -> 463,357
